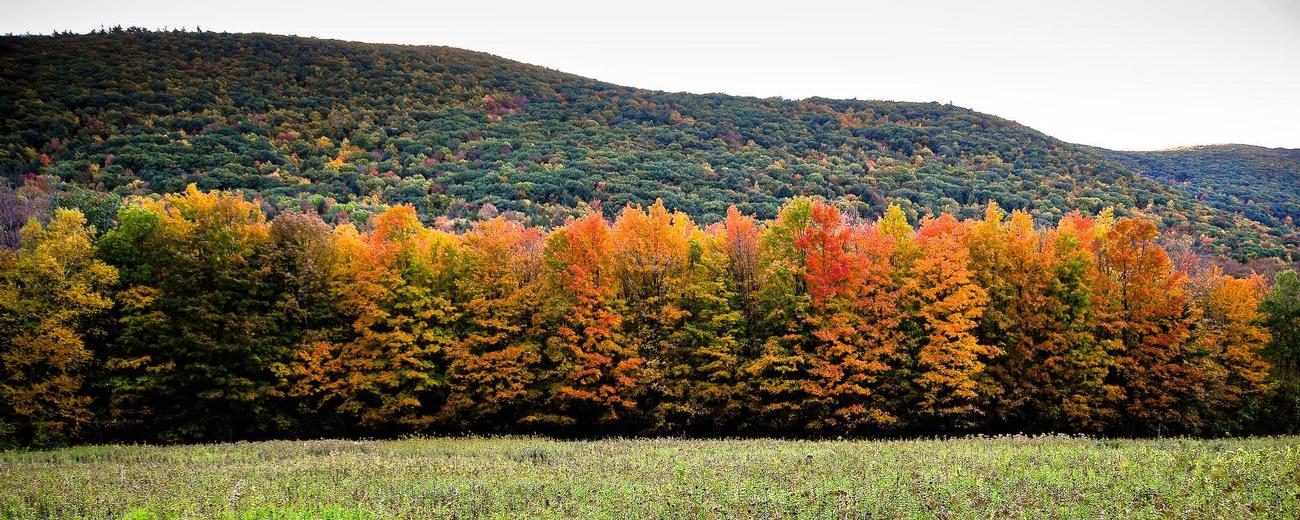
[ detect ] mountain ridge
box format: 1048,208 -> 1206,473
1,30 -> 1296,260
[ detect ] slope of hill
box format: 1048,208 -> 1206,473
1,30 -> 1293,259
1106,145 -> 1300,229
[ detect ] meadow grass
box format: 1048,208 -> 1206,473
1,435 -> 1297,519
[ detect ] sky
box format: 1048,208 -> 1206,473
5,0 -> 1300,150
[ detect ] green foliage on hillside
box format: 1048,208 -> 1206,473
1107,144 -> 1300,233
0,30 -> 1294,260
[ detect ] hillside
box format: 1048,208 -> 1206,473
1,30 -> 1293,259
1106,145 -> 1300,229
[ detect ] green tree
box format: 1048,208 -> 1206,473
97,185 -> 275,442
1261,270 -> 1300,430
647,227 -> 745,434
741,198 -> 814,433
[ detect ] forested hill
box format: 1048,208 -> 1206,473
0,30 -> 1293,259
1105,145 -> 1300,233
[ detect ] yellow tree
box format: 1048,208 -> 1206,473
0,209 -> 117,446
904,214 -> 994,429
742,198 -> 814,432
650,226 -> 745,434
340,206 -> 460,431
972,205 -> 1114,432
1036,211 -> 1119,431
1193,269 -> 1272,432
608,201 -> 743,433
610,200 -> 693,359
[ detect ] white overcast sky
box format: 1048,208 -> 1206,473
5,0 -> 1300,150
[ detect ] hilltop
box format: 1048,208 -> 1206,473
1,30 -> 1295,259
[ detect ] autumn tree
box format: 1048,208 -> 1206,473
1038,212 -> 1119,430
647,226 -> 745,434
902,213 -> 994,430
535,213 -> 642,431
0,209 -> 117,446
741,198 -> 814,432
974,206 -> 1114,432
610,201 -> 693,360
0,182 -> 1293,442
795,201 -> 900,431
1095,218 -> 1201,434
260,212 -> 345,434
721,206 -> 762,355
287,206 -> 461,433
440,217 -> 545,431
1191,269 -> 1271,433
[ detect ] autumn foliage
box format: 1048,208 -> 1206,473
0,187 -> 1293,445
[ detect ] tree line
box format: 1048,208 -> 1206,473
2,185 -> 1298,446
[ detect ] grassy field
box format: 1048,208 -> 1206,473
1,436 -> 1297,519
